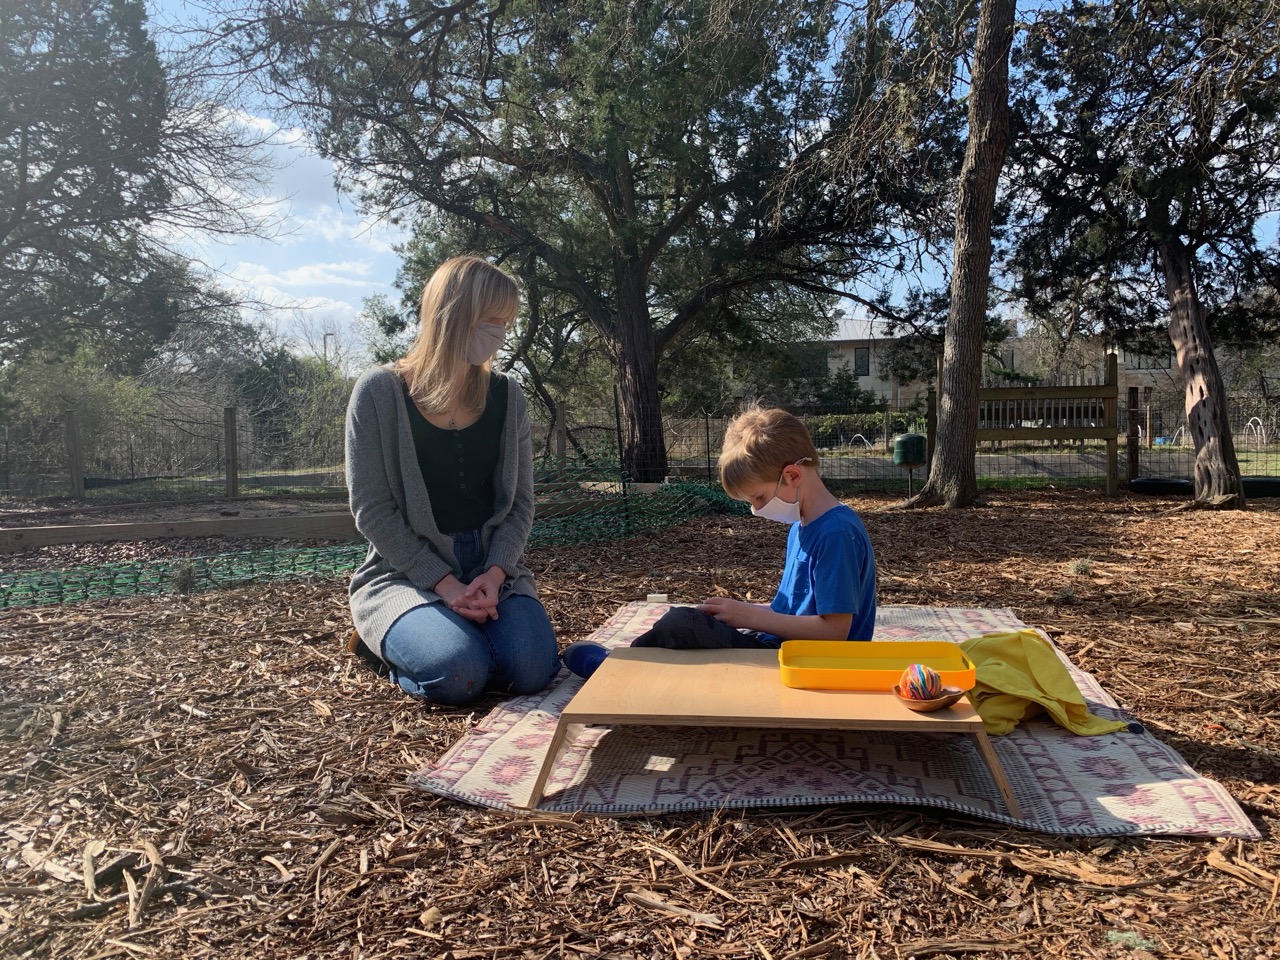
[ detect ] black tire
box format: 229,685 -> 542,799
1129,476 -> 1280,498
1128,477 -> 1192,496
1243,476 -> 1280,498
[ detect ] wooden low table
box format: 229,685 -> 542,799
526,647 -> 1022,817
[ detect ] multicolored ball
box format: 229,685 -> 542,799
900,663 -> 944,700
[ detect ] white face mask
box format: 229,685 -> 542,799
466,322 -> 506,365
751,472 -> 802,524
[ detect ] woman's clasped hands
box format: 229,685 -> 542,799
435,568 -> 505,623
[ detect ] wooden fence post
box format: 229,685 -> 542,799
225,406 -> 239,498
1152,389 -> 1162,450
1104,353 -> 1118,495
64,409 -> 84,498
1127,386 -> 1140,481
555,401 -> 567,480
704,411 -> 713,483
925,386 -> 937,478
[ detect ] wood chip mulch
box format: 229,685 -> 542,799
1,490 -> 1278,960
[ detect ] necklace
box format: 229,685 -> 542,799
448,415 -> 457,430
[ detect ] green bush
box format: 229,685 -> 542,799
804,412 -> 925,448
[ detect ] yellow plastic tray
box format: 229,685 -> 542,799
778,640 -> 976,692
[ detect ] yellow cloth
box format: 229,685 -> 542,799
959,629 -> 1129,737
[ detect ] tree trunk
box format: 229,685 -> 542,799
1157,237 -> 1246,508
614,263 -> 668,484
910,0 -> 1016,508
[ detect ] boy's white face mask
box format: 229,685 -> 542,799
751,471 -> 802,524
466,322 -> 507,365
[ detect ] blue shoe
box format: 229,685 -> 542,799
562,641 -> 609,679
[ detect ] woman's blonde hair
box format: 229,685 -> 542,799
718,405 -> 820,499
395,255 -> 520,416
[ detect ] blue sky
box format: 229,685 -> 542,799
195,119 -> 409,361
148,0 -> 408,366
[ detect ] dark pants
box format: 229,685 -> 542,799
630,606 -> 776,650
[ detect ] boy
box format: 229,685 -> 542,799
563,406 -> 876,677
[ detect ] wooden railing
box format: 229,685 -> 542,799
926,354 -> 1120,494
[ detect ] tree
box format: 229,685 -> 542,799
389,212 -> 849,424
0,0 -> 273,364
356,294 -> 416,366
227,0 -> 960,480
908,0 -> 1017,507
0,343 -> 160,490
141,318 -> 351,472
1009,0 -> 1280,507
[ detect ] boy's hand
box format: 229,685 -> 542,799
698,597 -> 759,630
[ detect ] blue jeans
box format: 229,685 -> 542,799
381,530 -> 559,706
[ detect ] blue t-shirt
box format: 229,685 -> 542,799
763,504 -> 876,643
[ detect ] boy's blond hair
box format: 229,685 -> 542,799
718,406 -> 820,498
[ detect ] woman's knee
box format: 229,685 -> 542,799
487,595 -> 559,692
383,605 -> 493,705
415,665 -> 490,705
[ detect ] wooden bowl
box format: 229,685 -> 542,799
893,685 -> 966,713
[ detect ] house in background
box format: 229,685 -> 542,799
824,315 -> 930,405
824,317 -> 1244,410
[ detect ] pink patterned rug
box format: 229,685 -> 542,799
408,603 -> 1259,838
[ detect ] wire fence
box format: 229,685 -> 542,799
4,387 -> 1279,610
3,391 -> 1280,507
0,404 -> 346,503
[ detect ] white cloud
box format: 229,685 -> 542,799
231,259 -> 376,290
223,272 -> 367,336
281,205 -> 408,254
144,3 -> 405,363
181,113 -> 408,349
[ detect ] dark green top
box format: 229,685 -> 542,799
402,375 -> 509,535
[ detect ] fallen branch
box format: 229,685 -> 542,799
623,889 -> 723,928
901,940 -> 1030,958
637,842 -> 742,903
1206,848 -> 1278,894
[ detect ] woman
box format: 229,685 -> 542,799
345,255 -> 560,705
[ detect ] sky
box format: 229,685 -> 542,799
148,0 -> 409,367
194,120 -> 409,364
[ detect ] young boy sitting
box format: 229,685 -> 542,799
563,405 -> 877,678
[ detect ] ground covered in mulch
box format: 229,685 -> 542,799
2,490 -> 1278,960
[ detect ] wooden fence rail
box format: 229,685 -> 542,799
926,354 -> 1120,494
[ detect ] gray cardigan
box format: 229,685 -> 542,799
345,366 -> 539,660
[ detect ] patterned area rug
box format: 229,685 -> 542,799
409,603 -> 1259,838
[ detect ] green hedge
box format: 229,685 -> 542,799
803,412 -> 927,448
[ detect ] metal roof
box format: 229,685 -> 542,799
828,316 -> 892,342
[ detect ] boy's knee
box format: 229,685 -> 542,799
633,606 -> 739,649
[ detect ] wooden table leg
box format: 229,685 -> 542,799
524,721 -> 580,809
969,730 -> 1023,819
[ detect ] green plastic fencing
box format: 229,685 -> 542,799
0,481 -> 748,610
0,544 -> 368,610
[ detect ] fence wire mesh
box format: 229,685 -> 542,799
1,417 -> 70,499
4,387 -> 1280,609
5,393 -> 1280,504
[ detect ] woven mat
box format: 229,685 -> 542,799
408,603 -> 1259,837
